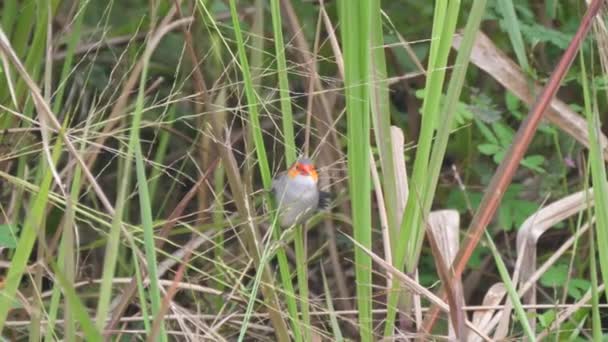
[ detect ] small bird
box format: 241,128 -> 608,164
271,158 -> 330,227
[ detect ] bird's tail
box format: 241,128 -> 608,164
318,191 -> 332,211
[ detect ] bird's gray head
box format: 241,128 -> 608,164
297,158 -> 314,166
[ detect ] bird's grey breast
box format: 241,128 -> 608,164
272,174 -> 319,227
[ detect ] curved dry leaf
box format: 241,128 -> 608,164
470,283 -> 507,342
428,209 -> 463,339
452,31 -> 608,160
428,210 -> 460,265
516,189 -> 594,299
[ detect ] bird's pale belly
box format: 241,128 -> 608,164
277,189 -> 319,227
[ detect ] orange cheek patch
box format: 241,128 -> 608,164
310,169 -> 318,182
288,167 -> 299,179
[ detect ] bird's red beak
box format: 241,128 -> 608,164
287,161 -> 318,181
299,163 -> 314,175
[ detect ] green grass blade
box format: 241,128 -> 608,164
270,0 -> 297,164
52,262 -> 103,341
401,0 -> 460,274
131,39 -> 166,341
148,106 -> 175,206
0,136 -> 62,329
484,231 -> 535,340
294,225 -> 310,340
321,264 -> 344,342
384,0 -> 464,335
370,0 -> 398,234
95,145 -> 131,328
338,0 -> 373,340
590,223 -> 602,340
579,47 -> 608,305
497,0 -> 529,72
228,0 -> 270,188
0,0 -> 18,38
268,1 -> 303,339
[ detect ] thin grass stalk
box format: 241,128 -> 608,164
251,0 -> 265,91
132,248 -> 152,333
580,47 -> 608,305
338,0 -> 373,340
588,30 -> 602,342
132,54 -> 166,340
52,0 -> 88,114
61,134 -> 87,342
95,144 -> 130,328
148,106 -> 174,205
384,0 -> 462,335
213,162 -> 226,311
237,231 -> 283,342
484,231 -> 535,340
321,264 -> 344,341
294,225 -> 310,340
585,176 -> 602,341
590,223 -> 601,340
45,230 -> 71,341
227,0 -> 271,186
270,0 -> 296,164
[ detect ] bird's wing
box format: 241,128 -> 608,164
271,171 -> 287,192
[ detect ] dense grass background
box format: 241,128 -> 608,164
0,0 -> 607,340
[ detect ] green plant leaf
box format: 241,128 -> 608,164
538,310 -> 556,328
521,155 -> 546,173
567,278 -> 591,300
493,122 -> 515,147
505,91 -> 521,113
474,119 -> 499,145
0,224 -> 19,248
493,150 -> 506,164
478,143 -> 502,156
541,263 -> 569,287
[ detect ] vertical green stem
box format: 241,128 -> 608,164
338,0 -> 373,340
